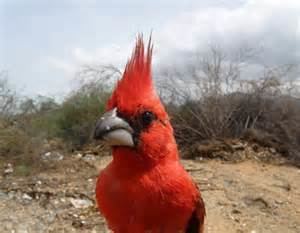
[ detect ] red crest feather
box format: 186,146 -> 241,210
107,35 -> 160,114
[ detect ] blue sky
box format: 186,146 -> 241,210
1,0 -> 299,98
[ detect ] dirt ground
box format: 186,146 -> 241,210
0,152 -> 299,233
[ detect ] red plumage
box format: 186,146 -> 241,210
95,36 -> 205,233
107,36 -> 164,120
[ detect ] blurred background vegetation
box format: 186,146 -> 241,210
1,47 -> 300,172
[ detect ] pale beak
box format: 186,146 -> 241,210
93,108 -> 134,147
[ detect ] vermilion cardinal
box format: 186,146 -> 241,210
94,36 -> 205,233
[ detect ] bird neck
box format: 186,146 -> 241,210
111,146 -> 179,176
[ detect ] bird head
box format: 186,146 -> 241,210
94,36 -> 178,164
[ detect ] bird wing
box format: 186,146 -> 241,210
185,186 -> 206,233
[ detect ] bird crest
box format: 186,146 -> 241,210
107,35 -> 160,114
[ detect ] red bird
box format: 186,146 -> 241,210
94,36 -> 205,233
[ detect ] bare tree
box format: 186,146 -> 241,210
158,46 -> 300,162
0,71 -> 17,118
75,64 -> 121,89
158,46 -> 256,140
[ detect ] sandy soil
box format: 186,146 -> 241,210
0,153 -> 299,233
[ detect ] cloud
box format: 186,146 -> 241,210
46,0 -> 300,81
47,57 -> 75,76
156,0 -> 300,66
46,43 -> 133,77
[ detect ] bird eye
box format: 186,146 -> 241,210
141,111 -> 155,126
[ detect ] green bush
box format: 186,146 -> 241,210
0,119 -> 43,157
15,78 -> 111,148
54,90 -> 108,147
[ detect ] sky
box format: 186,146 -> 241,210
0,0 -> 300,98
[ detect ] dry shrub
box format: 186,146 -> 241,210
159,47 -> 300,165
0,117 -> 46,175
18,66 -> 116,149
51,70 -> 114,148
0,73 -> 17,118
0,67 -> 114,175
182,138 -> 286,165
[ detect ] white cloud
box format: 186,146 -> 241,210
156,0 -> 300,65
46,43 -> 132,78
47,0 -> 300,80
47,57 -> 75,76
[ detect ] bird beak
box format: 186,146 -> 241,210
93,108 -> 135,147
